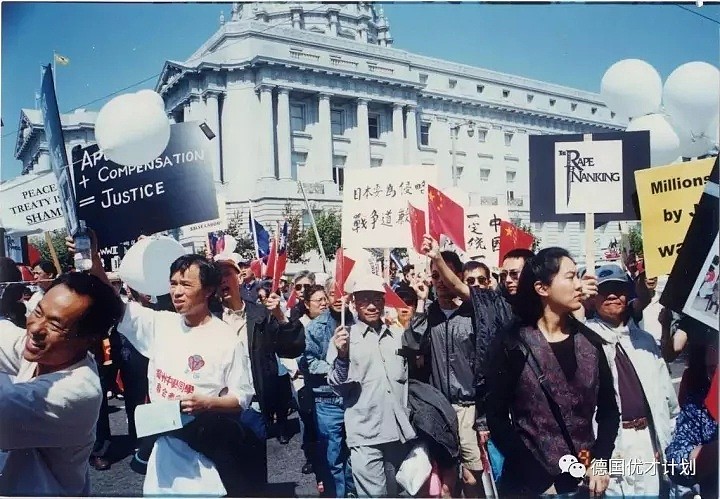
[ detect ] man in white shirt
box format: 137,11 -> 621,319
73,232 -> 256,497
0,272 -> 124,496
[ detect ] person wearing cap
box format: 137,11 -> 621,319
214,252 -> 305,491
583,263 -> 679,498
328,274 -> 416,497
238,258 -> 262,303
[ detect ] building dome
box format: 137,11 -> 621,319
229,2 -> 392,45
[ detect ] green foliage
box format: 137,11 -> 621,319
283,201 -> 309,264
628,224 -> 644,256
303,209 -> 341,261
29,229 -> 73,271
224,209 -> 258,261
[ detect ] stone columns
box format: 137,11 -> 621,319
205,92 -> 222,182
183,101 -> 192,122
405,105 -> 418,164
392,103 -> 404,165
317,93 -> 334,182
276,87 -> 292,180
189,95 -> 204,122
356,98 -> 371,168
259,85 -> 276,179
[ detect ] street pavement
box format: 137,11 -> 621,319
90,358 -> 688,497
89,399 -> 319,497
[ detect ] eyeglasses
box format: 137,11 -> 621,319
465,276 -> 488,286
355,296 -> 385,307
308,297 -> 328,304
294,283 -> 312,291
500,270 -> 521,281
29,306 -> 74,337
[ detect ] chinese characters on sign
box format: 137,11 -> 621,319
441,205 -> 510,266
342,166 -> 437,249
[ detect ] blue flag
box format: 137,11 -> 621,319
249,216 -> 270,259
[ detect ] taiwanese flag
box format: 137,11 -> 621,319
427,185 -> 466,251
265,239 -> 277,279
706,370 -> 718,421
499,220 -> 534,264
407,202 -> 426,255
270,222 -> 289,293
334,248 -> 355,297
249,259 -> 263,279
383,283 -> 409,309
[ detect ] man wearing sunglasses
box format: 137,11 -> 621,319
0,272 -> 124,495
289,271 -> 316,322
463,261 -> 492,290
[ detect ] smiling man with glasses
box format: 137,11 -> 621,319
0,272 -> 123,496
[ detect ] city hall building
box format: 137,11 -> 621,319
13,2 -> 625,258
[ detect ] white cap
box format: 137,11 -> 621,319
351,274 -> 386,294
213,252 -> 242,273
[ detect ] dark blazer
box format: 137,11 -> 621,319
241,300 -> 305,415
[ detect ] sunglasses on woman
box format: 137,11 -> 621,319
294,283 -> 312,291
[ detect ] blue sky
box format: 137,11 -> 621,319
2,2 -> 718,181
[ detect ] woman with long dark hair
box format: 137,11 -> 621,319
486,247 -> 619,496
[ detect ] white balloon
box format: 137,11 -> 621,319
118,236 -> 187,297
663,62 -> 720,138
601,59 -> 662,118
706,116 -> 719,150
136,89 -> 166,110
95,91 -> 171,166
673,122 -> 714,159
626,113 -> 680,167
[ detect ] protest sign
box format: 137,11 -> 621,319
529,131 -> 650,223
634,157 -> 715,278
661,157 -> 719,332
341,166 -> 437,250
180,192 -> 228,237
440,205 -> 509,267
71,121 -> 218,247
98,240 -> 136,272
40,65 -> 79,235
0,172 -> 65,235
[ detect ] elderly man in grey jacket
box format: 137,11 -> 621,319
584,264 -> 679,498
328,274 -> 416,497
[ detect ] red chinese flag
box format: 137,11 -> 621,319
383,283 -> 409,309
250,259 -> 263,279
499,220 -> 534,265
427,185 -> 466,251
334,248 -> 356,297
28,244 -> 42,267
407,202 -> 426,255
706,370 -> 718,421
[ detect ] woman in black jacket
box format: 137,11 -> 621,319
486,247 -> 619,496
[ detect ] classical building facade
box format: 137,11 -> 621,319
155,2 -> 625,255
12,3 -> 627,259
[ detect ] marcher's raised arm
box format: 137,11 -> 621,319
421,234 -> 470,301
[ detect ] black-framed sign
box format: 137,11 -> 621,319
528,131 -> 650,223
661,156 -> 719,333
71,121 -> 218,247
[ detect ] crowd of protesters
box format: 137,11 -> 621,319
0,225 -> 717,498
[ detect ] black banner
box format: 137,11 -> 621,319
528,131 -> 650,223
71,121 -> 218,247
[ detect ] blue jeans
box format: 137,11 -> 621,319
315,396 -> 354,497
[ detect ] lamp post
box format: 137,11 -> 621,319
450,120 -> 475,187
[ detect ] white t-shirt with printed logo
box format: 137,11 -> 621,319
117,302 -> 254,496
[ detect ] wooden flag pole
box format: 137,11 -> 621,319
44,232 -> 62,274
298,181 -> 328,273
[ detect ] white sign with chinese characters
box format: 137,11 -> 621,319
341,165 -> 438,250
440,205 -> 509,267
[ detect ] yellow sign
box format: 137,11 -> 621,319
634,158 -> 715,278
